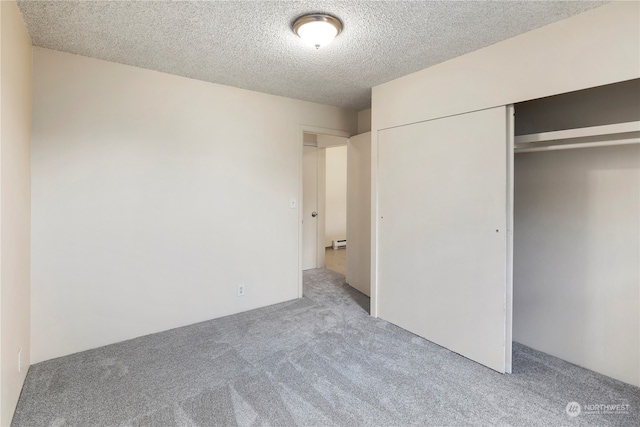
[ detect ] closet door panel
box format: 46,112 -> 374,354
378,106 -> 510,373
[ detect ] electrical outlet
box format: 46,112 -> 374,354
237,284 -> 245,297
18,348 -> 22,373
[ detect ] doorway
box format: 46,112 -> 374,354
324,145 -> 348,275
302,132 -> 348,273
299,127 -> 350,296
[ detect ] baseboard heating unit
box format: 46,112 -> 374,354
332,239 -> 347,249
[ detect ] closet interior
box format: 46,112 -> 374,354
512,78 -> 640,387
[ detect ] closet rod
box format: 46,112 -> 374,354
515,138 -> 639,154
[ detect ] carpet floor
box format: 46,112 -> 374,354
12,268 -> 640,426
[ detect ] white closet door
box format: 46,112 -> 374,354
378,106 -> 512,373
346,132 -> 372,296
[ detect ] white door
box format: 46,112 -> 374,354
302,146 -> 319,270
346,132 -> 372,296
377,106 -> 513,373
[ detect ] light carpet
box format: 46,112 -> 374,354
12,268 -> 640,426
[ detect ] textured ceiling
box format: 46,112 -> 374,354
17,1 -> 607,110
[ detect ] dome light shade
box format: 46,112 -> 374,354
293,14 -> 343,49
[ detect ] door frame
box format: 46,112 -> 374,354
298,126 -> 352,298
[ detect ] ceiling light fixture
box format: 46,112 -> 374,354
293,14 -> 343,49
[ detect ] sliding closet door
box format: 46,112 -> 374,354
378,106 -> 512,373
346,132 -> 372,296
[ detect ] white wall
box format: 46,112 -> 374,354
0,1 -> 32,425
317,134 -> 348,148
371,1 -> 640,317
324,146 -> 347,247
514,145 -> 639,386
31,47 -> 357,363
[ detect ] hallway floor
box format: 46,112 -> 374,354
324,247 -> 346,275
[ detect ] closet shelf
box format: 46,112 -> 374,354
514,121 -> 640,153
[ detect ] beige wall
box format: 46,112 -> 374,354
324,146 -> 347,247
0,1 -> 32,425
370,1 -> 640,317
31,47 -> 357,363
357,109 -> 371,134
